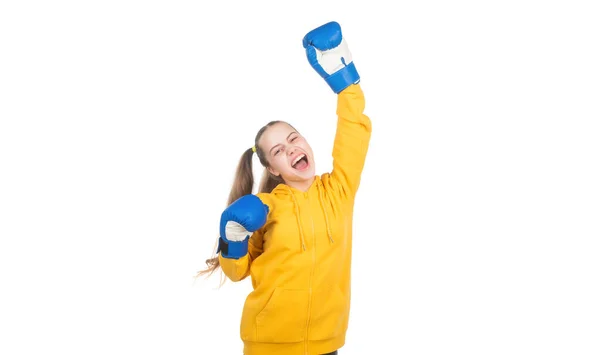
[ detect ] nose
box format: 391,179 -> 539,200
287,146 -> 298,156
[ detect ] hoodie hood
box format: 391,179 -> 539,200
271,176 -> 334,252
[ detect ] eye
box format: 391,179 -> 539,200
290,136 -> 298,142
274,148 -> 282,156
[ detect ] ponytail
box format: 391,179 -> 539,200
258,168 -> 283,194
227,148 -> 256,205
196,148 -> 255,279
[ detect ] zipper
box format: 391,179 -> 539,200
304,193 -> 316,355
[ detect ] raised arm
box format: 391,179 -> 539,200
303,21 -> 371,198
331,83 -> 371,198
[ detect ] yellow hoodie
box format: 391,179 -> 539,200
219,84 -> 371,355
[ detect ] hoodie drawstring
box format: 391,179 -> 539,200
288,187 -> 307,251
317,182 -> 335,244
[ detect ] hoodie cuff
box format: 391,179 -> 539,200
217,236 -> 249,259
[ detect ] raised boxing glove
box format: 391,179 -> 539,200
217,194 -> 268,259
302,21 -> 360,94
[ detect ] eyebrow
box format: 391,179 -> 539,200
269,132 -> 298,155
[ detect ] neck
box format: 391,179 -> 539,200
286,176 -> 316,192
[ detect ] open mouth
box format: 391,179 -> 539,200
292,154 -> 310,171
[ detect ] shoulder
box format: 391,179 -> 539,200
255,187 -> 294,220
319,172 -> 357,203
255,192 -> 280,217
255,192 -> 272,206
319,172 -> 340,192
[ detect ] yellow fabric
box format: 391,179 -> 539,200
218,84 -> 371,355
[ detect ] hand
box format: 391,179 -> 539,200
217,194 -> 268,259
302,21 -> 360,94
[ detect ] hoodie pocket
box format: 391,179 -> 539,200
254,287 -> 309,343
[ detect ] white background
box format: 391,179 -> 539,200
1,1 -> 599,354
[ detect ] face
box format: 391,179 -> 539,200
258,122 -> 315,185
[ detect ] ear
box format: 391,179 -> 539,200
267,166 -> 280,177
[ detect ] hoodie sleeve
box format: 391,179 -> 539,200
218,227 -> 264,282
330,83 -> 372,199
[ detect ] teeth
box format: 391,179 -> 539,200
292,154 -> 306,165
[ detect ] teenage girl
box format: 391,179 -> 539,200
198,21 -> 371,355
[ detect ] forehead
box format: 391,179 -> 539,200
260,123 -> 297,146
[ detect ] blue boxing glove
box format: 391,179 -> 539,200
217,194 -> 268,259
302,21 -> 360,94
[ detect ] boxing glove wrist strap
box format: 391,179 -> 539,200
217,236 -> 249,259
326,62 -> 360,93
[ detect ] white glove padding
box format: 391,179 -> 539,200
224,221 -> 252,242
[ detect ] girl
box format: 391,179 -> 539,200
197,21 -> 371,355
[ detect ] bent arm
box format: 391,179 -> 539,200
218,229 -> 264,282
